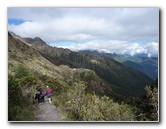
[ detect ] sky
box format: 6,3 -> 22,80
8,8 -> 159,57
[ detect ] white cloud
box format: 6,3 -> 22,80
8,8 -> 159,57
145,42 -> 158,57
8,8 -> 159,42
62,40 -> 158,57
8,15 -> 107,42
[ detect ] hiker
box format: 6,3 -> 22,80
46,86 -> 53,104
39,88 -> 45,102
35,88 -> 41,103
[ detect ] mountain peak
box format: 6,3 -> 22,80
8,31 -> 22,39
34,36 -> 43,42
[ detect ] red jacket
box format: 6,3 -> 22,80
46,88 -> 52,95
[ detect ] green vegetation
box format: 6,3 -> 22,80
31,41 -> 153,97
8,65 -> 36,121
128,79 -> 158,121
144,80 -> 158,120
8,63 -> 65,121
113,56 -> 143,63
8,63 -> 158,121
8,32 -> 158,121
143,87 -> 158,120
80,50 -> 158,80
54,81 -> 135,121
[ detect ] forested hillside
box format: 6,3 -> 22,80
22,36 -> 153,97
80,50 -> 158,80
8,32 -> 158,121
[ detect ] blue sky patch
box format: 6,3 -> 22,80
8,18 -> 28,25
51,41 -> 74,47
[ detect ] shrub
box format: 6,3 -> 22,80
56,81 -> 135,121
15,64 -> 30,79
19,76 -> 37,88
8,75 -> 36,121
145,85 -> 158,121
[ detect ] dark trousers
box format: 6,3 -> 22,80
41,96 -> 45,102
35,95 -> 45,103
37,97 -> 41,103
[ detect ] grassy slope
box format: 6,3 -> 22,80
9,33 -> 120,120
29,42 -> 153,96
9,33 -> 115,97
9,33 -> 157,121
8,33 -> 72,120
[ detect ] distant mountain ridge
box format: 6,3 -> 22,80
8,32 -> 115,100
80,50 -> 158,80
10,32 -> 154,97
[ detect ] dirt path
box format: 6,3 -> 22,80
36,99 -> 65,121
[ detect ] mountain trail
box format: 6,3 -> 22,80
36,99 -> 65,121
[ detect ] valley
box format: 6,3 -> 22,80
8,32 -> 158,121
80,50 -> 158,80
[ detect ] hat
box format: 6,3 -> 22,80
46,86 -> 49,88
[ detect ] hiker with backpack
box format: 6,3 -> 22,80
39,88 -> 45,102
46,86 -> 53,104
35,88 -> 41,103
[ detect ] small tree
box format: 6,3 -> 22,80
145,85 -> 158,121
15,64 -> 30,79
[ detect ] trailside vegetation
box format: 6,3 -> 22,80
54,81 -> 135,121
8,33 -> 158,121
8,60 -> 158,121
8,64 -> 36,121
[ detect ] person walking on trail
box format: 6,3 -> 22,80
46,86 -> 53,104
35,88 -> 41,103
39,88 -> 45,102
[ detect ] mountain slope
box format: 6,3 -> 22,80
122,59 -> 158,80
8,32 -> 157,121
9,32 -> 122,121
8,32 -> 116,101
20,35 -> 153,96
80,50 -> 158,80
123,61 -> 144,72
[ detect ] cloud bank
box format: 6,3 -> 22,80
8,8 -> 159,57
58,40 -> 158,57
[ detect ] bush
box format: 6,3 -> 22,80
8,75 -> 36,121
56,81 -> 135,121
15,64 -> 30,79
145,85 -> 158,121
19,76 -> 37,88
